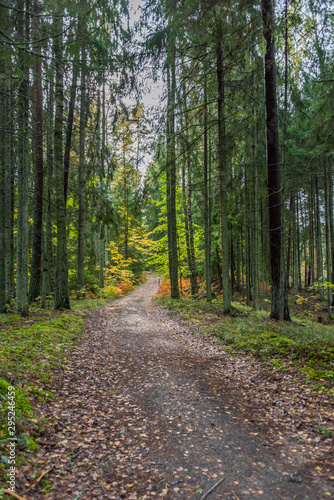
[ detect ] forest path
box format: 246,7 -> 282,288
35,276 -> 331,499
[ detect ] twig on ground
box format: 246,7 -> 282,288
27,465 -> 55,492
4,490 -> 27,500
35,465 -> 54,483
66,451 -> 82,468
232,490 -> 241,500
168,479 -> 183,486
200,476 -> 227,500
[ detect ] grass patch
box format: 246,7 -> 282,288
156,297 -> 334,383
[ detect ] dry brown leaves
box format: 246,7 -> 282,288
16,277 -> 333,500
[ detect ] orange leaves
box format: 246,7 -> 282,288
154,279 -> 171,298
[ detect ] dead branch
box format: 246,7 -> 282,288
4,490 -> 27,500
200,475 -> 227,500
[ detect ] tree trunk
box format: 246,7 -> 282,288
324,162 -> 332,316
315,175 -> 324,299
124,166 -> 129,260
181,157 -> 192,292
216,18 -> 231,314
244,167 -> 251,306
64,65 -> 79,207
215,245 -> 223,292
327,163 -> 334,306
16,0 -> 30,317
180,81 -> 198,298
241,222 -> 245,303
252,118 -> 259,310
5,78 -> 14,303
235,229 -> 241,292
42,75 -> 53,308
29,0 -> 44,302
230,230 -> 235,296
77,44 -> 87,298
286,195 -> 293,288
262,0 -> 290,320
0,82 -> 5,312
299,192 -> 307,290
280,0 -> 290,317
166,68 -> 173,292
166,34 -> 179,299
99,81 -> 106,288
187,170 -> 198,297
203,72 -> 212,301
54,11 -> 70,310
309,178 -> 315,286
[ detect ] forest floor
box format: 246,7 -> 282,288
3,275 -> 334,499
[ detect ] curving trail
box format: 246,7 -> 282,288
34,276 -> 332,499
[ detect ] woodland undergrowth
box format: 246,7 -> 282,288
156,279 -> 334,393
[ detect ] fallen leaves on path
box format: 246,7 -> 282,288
19,277 -> 333,500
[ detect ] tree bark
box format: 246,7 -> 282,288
181,82 -> 198,298
315,175 -> 324,299
16,0 -> 30,317
5,78 -> 14,303
181,155 -> 192,293
309,178 -> 315,286
216,17 -> 231,314
252,117 -> 259,310
99,81 -> 106,288
324,162 -> 332,316
166,28 -> 179,299
0,82 -> 6,312
244,167 -> 251,306
77,43 -> 87,298
54,11 -> 70,310
42,75 -> 53,308
63,65 -> 79,207
262,0 -> 290,320
203,72 -> 212,301
328,163 -> 334,306
29,0 -> 44,302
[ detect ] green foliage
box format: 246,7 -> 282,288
148,173 -> 204,275
100,284 -> 121,299
317,426 -> 332,439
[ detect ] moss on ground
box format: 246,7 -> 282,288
0,297 -> 105,489
156,297 -> 334,387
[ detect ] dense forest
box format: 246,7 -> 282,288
1,1 -> 334,498
0,0 -> 333,322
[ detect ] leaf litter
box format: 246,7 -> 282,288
20,276 -> 333,499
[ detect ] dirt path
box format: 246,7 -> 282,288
33,276 -> 333,499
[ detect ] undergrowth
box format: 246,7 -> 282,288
156,297 -> 334,388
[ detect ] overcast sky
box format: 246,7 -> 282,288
125,0 -> 165,173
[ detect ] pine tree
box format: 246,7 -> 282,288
262,0 -> 290,320
54,9 -> 70,310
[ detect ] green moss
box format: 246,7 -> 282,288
0,378 -> 33,418
156,297 -> 334,383
301,368 -> 334,381
0,304 -> 93,488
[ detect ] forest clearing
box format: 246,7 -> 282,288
0,0 -> 334,498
